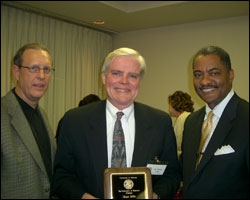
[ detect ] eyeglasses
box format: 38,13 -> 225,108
19,65 -> 55,74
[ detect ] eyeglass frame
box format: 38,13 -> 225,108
18,65 -> 55,74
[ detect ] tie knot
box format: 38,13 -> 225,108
117,112 -> 124,120
207,111 -> 213,121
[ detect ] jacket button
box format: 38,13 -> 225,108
45,188 -> 50,193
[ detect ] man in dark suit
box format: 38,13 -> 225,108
52,47 -> 180,199
180,46 -> 249,198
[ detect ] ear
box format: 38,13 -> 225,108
229,69 -> 234,83
12,65 -> 20,81
101,72 -> 106,85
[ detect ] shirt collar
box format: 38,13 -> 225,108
205,89 -> 234,119
12,88 -> 38,112
106,99 -> 134,121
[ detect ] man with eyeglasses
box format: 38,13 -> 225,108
1,43 -> 56,199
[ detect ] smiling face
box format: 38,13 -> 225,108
193,54 -> 234,109
102,55 -> 141,110
12,49 -> 52,108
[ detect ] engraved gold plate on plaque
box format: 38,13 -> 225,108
104,167 -> 152,199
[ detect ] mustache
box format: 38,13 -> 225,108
199,84 -> 219,90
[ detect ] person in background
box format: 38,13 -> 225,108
55,94 -> 101,144
52,47 -> 180,199
180,45 -> 249,198
78,94 -> 101,107
1,43 -> 56,198
168,91 -> 194,158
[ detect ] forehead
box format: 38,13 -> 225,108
22,49 -> 51,63
194,54 -> 223,69
110,55 -> 140,71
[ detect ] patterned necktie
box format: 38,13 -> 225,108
111,112 -> 127,168
196,111 -> 213,169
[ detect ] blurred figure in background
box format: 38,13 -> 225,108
78,94 -> 101,107
168,91 -> 194,158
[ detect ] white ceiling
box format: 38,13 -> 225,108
99,1 -> 186,12
2,1 -> 249,34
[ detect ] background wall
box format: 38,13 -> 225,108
1,5 -> 112,133
113,16 -> 249,114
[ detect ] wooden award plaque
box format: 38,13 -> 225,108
104,167 -> 153,199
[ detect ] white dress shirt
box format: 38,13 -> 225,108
202,89 -> 234,153
106,100 -> 135,168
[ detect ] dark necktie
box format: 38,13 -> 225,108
196,111 -> 213,169
111,112 -> 127,168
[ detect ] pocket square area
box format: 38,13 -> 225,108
214,145 -> 235,156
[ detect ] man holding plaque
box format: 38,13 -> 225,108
52,48 -> 180,199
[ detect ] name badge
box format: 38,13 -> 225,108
146,164 -> 167,175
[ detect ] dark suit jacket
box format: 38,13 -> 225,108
180,93 -> 249,199
52,100 -> 180,198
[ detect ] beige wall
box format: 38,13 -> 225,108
113,16 -> 249,113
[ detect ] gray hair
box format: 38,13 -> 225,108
192,45 -> 231,71
102,47 -> 146,79
13,43 -> 51,66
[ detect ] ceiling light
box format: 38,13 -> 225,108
93,20 -> 105,25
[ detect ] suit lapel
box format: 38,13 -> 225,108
86,101 -> 108,180
186,109 -> 206,179
7,91 -> 47,175
131,103 -> 155,166
38,107 -> 56,166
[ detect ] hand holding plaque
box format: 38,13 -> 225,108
104,167 -> 152,199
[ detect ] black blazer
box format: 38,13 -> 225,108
52,100 -> 180,198
180,94 -> 249,199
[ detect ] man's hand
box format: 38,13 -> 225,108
81,193 -> 98,199
153,192 -> 159,199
